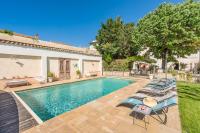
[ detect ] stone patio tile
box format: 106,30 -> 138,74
114,120 -> 146,133
62,114 -> 88,128
49,123 -> 81,133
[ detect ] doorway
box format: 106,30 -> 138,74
59,59 -> 70,80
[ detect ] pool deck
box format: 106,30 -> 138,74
1,77 -> 181,133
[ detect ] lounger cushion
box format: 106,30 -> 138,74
121,98 -> 143,105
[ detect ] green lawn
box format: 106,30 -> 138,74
177,81 -> 200,133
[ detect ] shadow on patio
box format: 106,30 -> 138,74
0,90 -> 19,133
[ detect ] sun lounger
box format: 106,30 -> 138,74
149,78 -> 175,83
137,85 -> 176,95
132,97 -> 177,128
131,91 -> 177,100
146,80 -> 176,89
117,98 -> 143,107
118,91 -> 176,108
117,78 -> 177,128
5,80 -> 29,88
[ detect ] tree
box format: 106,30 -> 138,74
96,17 -> 141,60
137,1 -> 200,70
0,29 -> 14,35
99,42 -> 116,64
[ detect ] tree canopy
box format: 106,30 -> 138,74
137,1 -> 200,69
95,1 -> 200,70
96,17 -> 141,61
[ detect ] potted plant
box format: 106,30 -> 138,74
148,65 -> 154,79
47,72 -> 54,82
76,70 -> 81,79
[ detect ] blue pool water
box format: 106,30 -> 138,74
16,77 -> 133,121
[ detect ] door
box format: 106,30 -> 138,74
65,60 -> 70,79
59,59 -> 70,80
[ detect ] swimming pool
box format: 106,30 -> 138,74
16,77 -> 133,121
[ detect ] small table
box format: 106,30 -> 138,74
132,97 -> 158,129
132,105 -> 152,129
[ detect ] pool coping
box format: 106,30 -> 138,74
11,76 -> 105,92
12,91 -> 43,124
14,76 -> 106,93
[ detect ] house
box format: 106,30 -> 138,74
138,46 -> 200,72
0,32 -> 102,82
155,51 -> 200,72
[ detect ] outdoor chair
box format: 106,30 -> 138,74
131,96 -> 177,129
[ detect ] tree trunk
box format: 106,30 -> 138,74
161,50 -> 167,71
162,52 -> 167,70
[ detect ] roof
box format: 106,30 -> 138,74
0,32 -> 101,56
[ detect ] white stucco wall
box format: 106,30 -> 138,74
178,51 -> 200,71
0,43 -> 102,80
0,54 -> 41,79
70,59 -> 79,79
83,60 -> 100,76
48,58 -> 59,77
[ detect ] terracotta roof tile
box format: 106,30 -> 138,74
0,33 -> 100,56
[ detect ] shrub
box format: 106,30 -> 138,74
178,72 -> 186,80
47,72 -> 54,77
76,70 -> 81,76
186,72 -> 193,82
171,70 -> 178,77
103,59 -> 129,71
0,30 -> 14,36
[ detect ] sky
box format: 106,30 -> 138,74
0,0 -> 182,47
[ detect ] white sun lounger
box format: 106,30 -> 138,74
5,80 -> 29,88
131,91 -> 177,101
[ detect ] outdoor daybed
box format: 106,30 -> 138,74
5,80 -> 29,88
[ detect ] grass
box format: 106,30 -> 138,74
177,81 -> 200,133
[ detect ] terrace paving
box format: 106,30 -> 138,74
0,77 -> 181,133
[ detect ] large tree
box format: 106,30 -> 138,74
96,17 -> 141,61
137,1 -> 200,70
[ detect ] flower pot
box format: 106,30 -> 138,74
48,77 -> 53,82
76,75 -> 81,79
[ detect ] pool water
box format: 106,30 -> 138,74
16,77 -> 133,121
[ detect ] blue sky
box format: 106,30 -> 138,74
0,0 -> 182,47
